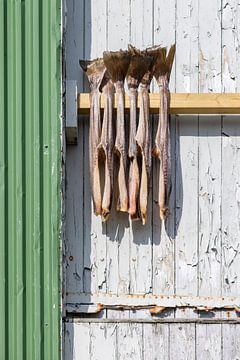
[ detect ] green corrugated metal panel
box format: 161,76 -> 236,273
0,0 -> 61,359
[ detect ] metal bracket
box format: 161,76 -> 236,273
66,80 -> 78,144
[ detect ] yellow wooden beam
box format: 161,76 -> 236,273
78,93 -> 240,115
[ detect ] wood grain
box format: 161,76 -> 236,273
78,93 -> 240,114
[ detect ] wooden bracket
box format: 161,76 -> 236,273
66,80 -> 78,144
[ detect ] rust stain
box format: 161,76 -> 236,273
96,303 -> 103,312
197,306 -> 214,312
149,306 -> 166,314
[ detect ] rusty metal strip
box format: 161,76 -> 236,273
66,293 -> 240,313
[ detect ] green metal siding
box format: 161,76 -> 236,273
0,1 -> 61,359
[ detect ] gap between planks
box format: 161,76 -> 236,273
78,93 -> 240,115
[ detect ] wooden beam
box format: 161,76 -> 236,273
78,93 -> 240,115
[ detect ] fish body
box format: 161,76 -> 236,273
79,59 -> 106,216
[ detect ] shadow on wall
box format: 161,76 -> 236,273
64,0 -> 92,359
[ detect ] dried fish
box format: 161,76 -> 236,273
152,45 -> 176,220
103,50 -> 131,212
127,45 -> 153,220
79,59 -> 106,216
98,71 -> 115,221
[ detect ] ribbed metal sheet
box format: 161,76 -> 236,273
0,1 -> 61,359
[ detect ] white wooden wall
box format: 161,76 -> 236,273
63,0 -> 240,358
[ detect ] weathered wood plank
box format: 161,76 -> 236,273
175,117 -> 198,296
176,0 -> 199,93
152,117 -> 175,295
65,0 -> 84,89
222,324 -> 240,359
169,323 -> 195,359
198,0 -> 222,300
175,0 -> 199,320
66,124 -> 84,295
152,0 -> 176,299
65,0 -> 85,303
130,0 -> 152,49
198,118 -> 221,296
221,0 -> 240,312
117,323 -> 143,360
107,0 -> 130,51
82,0 -> 108,298
143,323 -> 169,359
222,0 -> 240,93
89,323 -> 117,360
63,323 -> 74,360
84,0 -> 107,59
199,0 -> 222,93
196,324 -> 222,359
129,0 -> 153,297
222,117 -> 240,297
221,0 -> 240,320
153,0 -> 176,92
106,0 -> 131,320
64,322 -> 90,360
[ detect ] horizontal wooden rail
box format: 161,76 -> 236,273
78,93 -> 240,115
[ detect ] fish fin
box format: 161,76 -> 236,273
103,50 -> 131,83
79,58 -> 106,90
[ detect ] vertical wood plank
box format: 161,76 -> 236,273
66,125 -> 84,295
175,117 -> 198,296
199,0 -> 222,93
117,323 -> 143,360
83,0 -> 108,297
221,0 -> 240,300
65,0 -> 85,300
153,0 -> 176,91
74,322 -> 91,360
175,0 -> 199,319
152,0 -> 176,297
222,324 -> 240,360
198,118 -> 221,296
196,324 -> 222,360
106,0 -> 131,318
176,0 -> 199,93
130,0 -> 153,48
90,323 -> 117,360
222,0 -> 240,93
107,0 -> 130,51
65,0 -> 84,89
143,324 -> 169,359
198,0 -> 222,301
85,0 -> 107,59
64,323 -> 74,360
222,117 -> 240,297
169,323 -> 195,360
129,0 -> 153,297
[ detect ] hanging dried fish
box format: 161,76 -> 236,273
79,59 -> 106,216
103,50 -> 131,212
98,71 -> 115,221
128,46 -> 159,225
127,45 -> 153,220
152,45 -> 176,220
